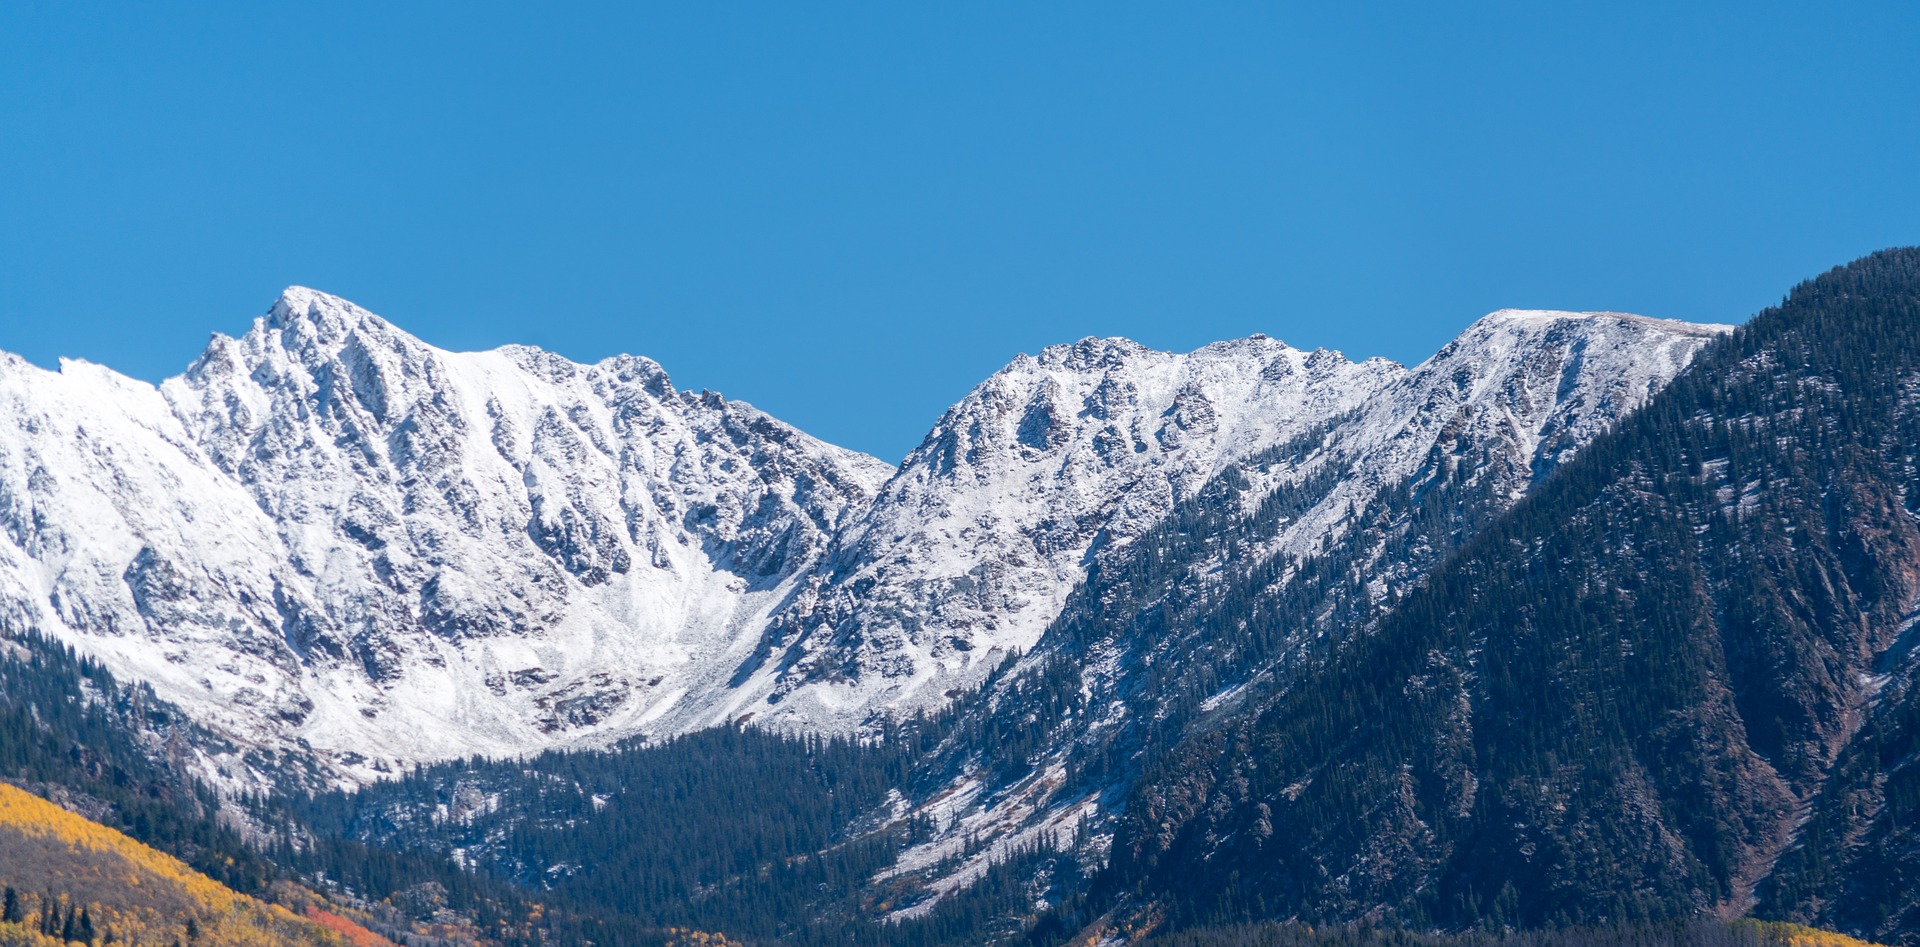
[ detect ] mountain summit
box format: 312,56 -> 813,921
742,309 -> 1730,731
0,290 -> 1727,782
1,288 -> 890,782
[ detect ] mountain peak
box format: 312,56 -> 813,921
261,285 -> 401,347
0,283 -> 1736,785
1482,306 -> 1623,321
1036,336 -> 1156,371
1417,308 -> 1734,375
1476,307 -> 1734,337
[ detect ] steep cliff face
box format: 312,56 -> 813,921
741,312 -> 1726,732
0,288 -> 892,780
844,310 -> 1729,918
0,288 -> 1727,786
743,335 -> 1400,726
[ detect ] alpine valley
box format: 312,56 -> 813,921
2,249 -> 1918,947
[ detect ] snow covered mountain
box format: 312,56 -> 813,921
0,289 -> 1727,781
733,337 -> 1395,723
0,288 -> 890,782
751,310 -> 1732,912
737,310 -> 1730,731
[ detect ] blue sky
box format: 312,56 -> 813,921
2,3 -> 1916,461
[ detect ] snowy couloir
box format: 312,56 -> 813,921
0,288 -> 1729,783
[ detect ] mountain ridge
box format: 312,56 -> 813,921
1085,247 -> 1920,941
0,288 -> 1728,783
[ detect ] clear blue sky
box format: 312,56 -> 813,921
3,3 -> 1916,461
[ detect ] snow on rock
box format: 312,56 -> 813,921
1249,308 -> 1736,577
740,310 -> 1730,730
838,310 -> 1732,916
0,288 -> 890,781
0,289 -> 1730,781
741,335 -> 1399,726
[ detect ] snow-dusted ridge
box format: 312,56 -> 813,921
737,333 -> 1401,726
0,288 -> 891,783
735,308 -> 1733,730
843,308 -> 1734,918
0,289 -> 1731,781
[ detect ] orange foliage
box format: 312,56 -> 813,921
0,782 -> 349,945
304,907 -> 396,947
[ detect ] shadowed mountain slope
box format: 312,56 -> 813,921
1101,249 -> 1920,941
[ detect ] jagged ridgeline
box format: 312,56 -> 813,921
1097,249 -> 1920,939
7,252 -> 1920,947
0,286 -> 1720,785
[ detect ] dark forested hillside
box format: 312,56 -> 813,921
1761,575 -> 1920,930
0,631 -> 286,895
300,728 -> 914,941
1097,249 -> 1920,941
0,631 -> 571,945
10,252 -> 1920,947
298,725 -> 1072,946
1138,920 -> 1881,947
890,323 -> 1656,940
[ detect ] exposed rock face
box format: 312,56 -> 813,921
744,311 -> 1728,730
0,288 -> 1726,783
848,310 -> 1731,913
0,288 -> 891,780
743,335 -> 1399,723
1106,250 -> 1920,936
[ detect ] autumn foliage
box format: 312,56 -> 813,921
0,782 -> 357,946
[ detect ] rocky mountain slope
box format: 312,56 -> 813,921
739,335 -> 1400,727
254,306 -> 1733,940
0,289 -> 1725,783
9,252 -> 1920,947
843,309 -> 1729,918
1092,249 -> 1920,940
0,288 -> 890,781
743,312 -> 1726,731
